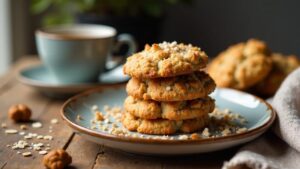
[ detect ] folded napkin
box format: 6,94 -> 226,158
223,68 -> 300,169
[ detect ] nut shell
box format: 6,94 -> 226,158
8,104 -> 31,122
43,149 -> 72,169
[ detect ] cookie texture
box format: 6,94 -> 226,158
124,96 -> 215,120
251,53 -> 300,96
126,71 -> 216,101
122,113 -> 208,135
123,41 -> 208,78
208,39 -> 272,90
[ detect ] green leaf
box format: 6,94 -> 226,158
30,0 -> 52,14
42,12 -> 74,26
143,1 -> 163,17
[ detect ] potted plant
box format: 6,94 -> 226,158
31,0 -> 193,50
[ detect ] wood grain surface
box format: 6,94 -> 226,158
0,57 -> 237,169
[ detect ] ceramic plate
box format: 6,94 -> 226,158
61,85 -> 276,155
18,65 -> 128,98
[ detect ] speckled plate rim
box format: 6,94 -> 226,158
60,85 -> 276,145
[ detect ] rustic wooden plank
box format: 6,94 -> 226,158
161,148 -> 239,169
0,57 -> 39,92
93,146 -> 162,169
65,134 -> 100,169
91,146 -> 237,169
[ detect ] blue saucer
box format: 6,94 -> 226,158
18,65 -> 129,98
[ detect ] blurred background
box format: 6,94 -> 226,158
1,0 -> 300,75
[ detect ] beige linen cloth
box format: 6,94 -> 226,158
223,68 -> 300,169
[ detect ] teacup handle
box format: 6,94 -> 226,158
106,33 -> 137,71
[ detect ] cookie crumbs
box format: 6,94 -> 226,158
221,128 -> 231,136
12,140 -> 29,149
178,135 -> 189,140
95,111 -> 104,121
236,127 -> 247,134
22,152 -> 32,157
37,135 -> 44,139
39,150 -> 48,155
19,131 -> 25,135
240,118 -> 248,124
50,118 -> 58,124
112,123 -> 118,128
34,143 -> 44,147
224,109 -> 230,114
104,105 -> 110,111
190,133 -> 200,140
5,129 -> 18,134
91,105 -> 99,112
110,107 -> 122,114
20,125 -> 28,130
103,119 -> 110,124
31,133 -> 37,137
111,128 -> 126,135
102,126 -> 109,131
202,128 -> 210,137
1,122 -> 7,128
32,122 -> 42,128
33,146 -> 42,151
160,135 -> 169,140
31,143 -> 44,151
76,115 -> 83,121
24,135 -> 33,139
43,135 -> 53,140
132,133 -> 139,138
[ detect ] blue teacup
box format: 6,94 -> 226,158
35,24 -> 136,84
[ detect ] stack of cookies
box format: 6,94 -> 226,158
122,42 -> 216,135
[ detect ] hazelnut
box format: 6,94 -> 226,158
43,149 -> 72,169
8,104 -> 31,122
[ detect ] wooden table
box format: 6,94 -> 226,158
0,57 -> 238,169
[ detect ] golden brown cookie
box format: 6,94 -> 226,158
208,39 -> 272,90
122,113 -> 208,135
126,71 -> 216,101
123,42 -> 208,78
251,53 -> 300,96
124,96 -> 215,120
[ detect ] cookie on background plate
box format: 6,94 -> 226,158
208,39 -> 272,90
126,71 -> 216,102
122,113 -> 209,135
250,53 -> 300,97
124,96 -> 215,120
123,41 -> 208,78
